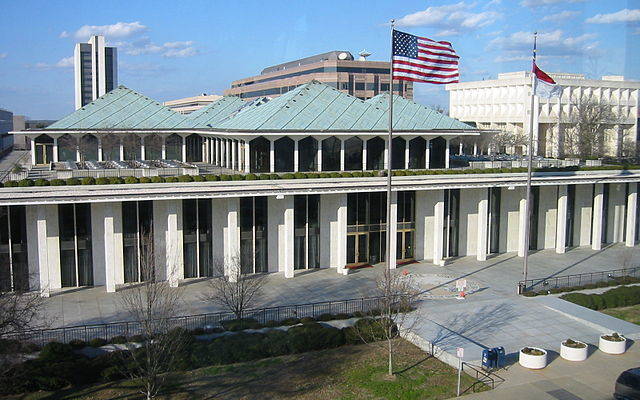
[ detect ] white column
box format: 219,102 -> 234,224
362,139 -> 367,170
458,142 -> 463,155
225,198 -> 240,281
140,137 -> 146,161
626,183 -> 638,247
556,185 -> 568,254
181,135 -> 187,162
231,140 -> 237,170
53,136 -> 59,162
592,183 -> 604,250
433,190 -> 445,266
244,140 -> 251,173
75,144 -> 81,162
101,202 -> 123,293
317,143 -> 323,171
473,142 -> 478,156
336,194 -> 348,275
30,137 -> 36,165
161,136 -> 166,160
404,139 -> 410,169
388,192 -> 398,269
119,138 -> 125,161
283,196 -> 295,278
445,138 -> 450,169
217,139 -> 221,166
339,139 -> 345,171
477,190 -> 489,261
225,139 -> 231,169
383,138 -> 389,169
425,140 -> 430,169
293,139 -> 299,172
97,137 -> 103,161
165,200 -> 184,286
518,194 -> 527,257
269,139 -> 275,173
34,206 -> 51,296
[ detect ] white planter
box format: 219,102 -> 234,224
599,334 -> 627,354
560,340 -> 588,361
519,347 -> 548,369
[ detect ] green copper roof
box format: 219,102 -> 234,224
215,81 -> 475,132
48,86 -> 190,130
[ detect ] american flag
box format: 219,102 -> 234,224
392,30 -> 459,84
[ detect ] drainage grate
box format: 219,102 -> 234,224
546,389 -> 583,400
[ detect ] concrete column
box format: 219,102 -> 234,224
317,144 -> 322,171
404,139 -> 410,170
30,137 -> 36,165
119,138 -> 125,161
161,136 -> 166,160
293,139 -> 299,172
225,198 -> 240,281
362,139 -> 367,170
53,137 -> 59,162
556,185 -> 568,254
626,183 -> 638,247
445,138 -> 450,169
339,139 -> 345,171
181,135 -> 186,162
244,140 -> 251,173
592,183 -> 604,250
97,137 -> 103,161
97,202 -> 123,292
140,138 -> 146,161
425,140 -> 430,169
165,200 -> 184,286
518,194 -> 527,257
433,190 -> 445,266
459,142 -> 463,155
75,143 -> 81,162
477,189 -> 489,261
269,139 -> 275,173
283,196 -> 295,278
383,138 -> 389,169
473,142 -> 478,156
335,194 -> 348,275
388,191 -> 398,269
231,140 -> 237,170
30,206 -> 51,296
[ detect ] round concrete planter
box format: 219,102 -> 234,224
560,340 -> 588,361
599,334 -> 627,354
519,347 -> 548,369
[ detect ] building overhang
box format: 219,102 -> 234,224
0,170 -> 637,206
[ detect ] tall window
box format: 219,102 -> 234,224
396,191 -> 415,261
0,206 -> 29,291
274,137 -> 294,172
294,195 -> 320,270
58,203 -> 93,287
344,137 -> 363,171
322,137 -> 341,171
391,137 -> 406,170
444,189 -> 460,257
250,137 -> 270,173
602,183 -> 610,244
347,193 -> 386,265
183,199 -> 213,278
240,197 -> 268,274
122,201 -> 153,283
565,185 -> 576,248
488,187 -> 501,254
529,187 -> 540,250
366,137 -> 384,170
298,136 -> 318,172
408,137 -> 426,169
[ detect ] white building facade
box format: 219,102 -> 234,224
446,72 -> 640,158
74,35 -> 118,110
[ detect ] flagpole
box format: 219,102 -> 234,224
522,31 -> 537,291
385,19 -> 395,276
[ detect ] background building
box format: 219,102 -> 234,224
446,72 -> 640,158
74,35 -> 118,109
0,108 -> 14,154
224,51 -> 413,101
12,116 -> 55,150
164,93 -> 223,114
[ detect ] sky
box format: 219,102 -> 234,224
0,0 -> 639,120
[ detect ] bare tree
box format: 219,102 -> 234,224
484,129 -> 527,156
117,232 -> 185,400
352,267 -> 421,377
564,96 -> 623,159
200,255 -> 267,322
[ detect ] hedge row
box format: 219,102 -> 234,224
3,164 -> 639,188
522,275 -> 640,297
1,319 -> 390,394
560,285 -> 640,310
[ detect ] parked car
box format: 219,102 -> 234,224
615,368 -> 640,400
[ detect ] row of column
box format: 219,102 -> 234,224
208,137 -> 246,172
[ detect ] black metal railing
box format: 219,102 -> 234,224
9,296 -> 386,346
518,267 -> 640,293
461,362 -> 504,393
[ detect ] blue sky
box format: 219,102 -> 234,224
0,0 -> 638,119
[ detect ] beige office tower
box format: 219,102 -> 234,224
224,51 -> 413,101
74,35 -> 118,109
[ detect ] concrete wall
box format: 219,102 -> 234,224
500,187 -> 523,253
607,183 -> 627,243
459,188 -> 482,256
537,185 -> 558,250
574,184 -> 593,247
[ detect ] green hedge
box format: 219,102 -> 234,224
560,285 -> 640,310
2,164 -> 639,189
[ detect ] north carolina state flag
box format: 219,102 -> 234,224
532,62 -> 563,98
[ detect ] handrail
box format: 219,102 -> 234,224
460,362 -> 505,394
517,266 -> 639,293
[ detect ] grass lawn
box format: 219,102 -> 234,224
602,304 -> 640,325
3,339 -> 488,400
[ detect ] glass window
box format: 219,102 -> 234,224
408,137 -> 426,169
298,136 -> 318,172
250,137 -> 270,173
122,201 -> 153,283
391,137 -> 406,170
489,187 -> 501,254
274,137 -> 294,172
0,206 -> 29,292
183,199 -> 213,278
355,82 -> 365,90
445,189 -> 460,258
344,137 -> 363,171
366,137 -> 385,170
321,136 -> 341,171
240,197 -> 268,274
294,195 -> 320,270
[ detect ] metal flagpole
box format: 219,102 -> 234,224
385,19 -> 395,275
522,32 -> 537,291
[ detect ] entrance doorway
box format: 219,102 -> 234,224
34,134 -> 54,165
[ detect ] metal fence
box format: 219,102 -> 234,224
518,267 -> 640,293
12,296 -> 385,346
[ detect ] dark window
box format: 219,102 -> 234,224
186,134 -> 203,162
0,206 -> 29,291
408,137 -> 426,169
250,137 -> 270,173
240,197 -> 268,274
344,137 -> 363,171
183,199 -> 213,278
321,136 -> 341,171
59,203 -> 93,287
429,137 -> 447,169
391,137 -> 406,170
122,201 -> 153,283
274,137 -> 294,172
366,137 -> 384,170
529,187 -> 539,250
444,189 -> 460,257
396,191 -> 415,260
298,136 -> 318,172
294,195 -> 320,270
166,134 -> 182,160
565,185 -> 576,248
489,187 -> 501,254
355,82 -> 365,90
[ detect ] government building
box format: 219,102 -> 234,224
5,81 -> 639,296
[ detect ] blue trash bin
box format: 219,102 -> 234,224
494,346 -> 505,368
482,348 -> 497,369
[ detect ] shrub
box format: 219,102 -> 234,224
18,179 -> 34,187
100,365 -> 125,382
34,178 -> 49,186
50,179 -> 66,186
286,322 -> 345,353
3,180 -> 17,187
317,313 -> 333,321
245,173 -> 258,180
280,317 -> 301,326
123,176 -> 139,184
281,173 -> 295,179
150,176 -> 165,183
88,338 -> 107,348
264,329 -> 289,356
192,175 -> 205,182
560,286 -> 640,310
329,172 -> 341,178
205,174 -> 220,181
231,174 -> 244,181
178,175 -> 193,182
351,171 -> 364,177
264,320 -> 281,328
219,174 -> 232,181
95,177 -> 110,185
108,177 -> 123,185
165,176 -> 179,183
68,339 -> 87,350
221,318 -> 262,331
319,173 -> 330,178
128,334 -> 145,343
294,172 -> 306,179
108,335 -> 127,344
39,342 -> 75,362
334,313 -> 351,320
350,317 -> 395,343
259,174 -> 271,180
341,172 -> 353,178
300,317 -> 316,324
138,177 -> 151,183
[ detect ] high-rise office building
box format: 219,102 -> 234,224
224,51 -> 413,101
74,35 -> 118,109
